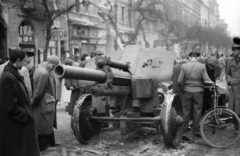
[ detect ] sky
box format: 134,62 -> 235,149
217,0 -> 240,36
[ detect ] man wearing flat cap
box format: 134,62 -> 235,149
32,55 -> 60,151
202,57 -> 218,115
206,57 -> 218,83
178,51 -> 212,142
226,37 -> 240,135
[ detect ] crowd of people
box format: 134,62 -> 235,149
0,48 -> 102,156
173,37 -> 240,143
0,37 -> 240,155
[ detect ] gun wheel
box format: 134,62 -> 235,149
160,94 -> 184,148
72,97 -> 101,144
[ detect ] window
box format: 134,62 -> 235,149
48,41 -> 57,56
19,21 -> 34,44
19,20 -> 35,64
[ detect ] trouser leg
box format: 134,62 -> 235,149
182,92 -> 192,133
192,92 -> 203,135
202,89 -> 213,115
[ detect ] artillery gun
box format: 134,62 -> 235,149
54,45 -> 184,148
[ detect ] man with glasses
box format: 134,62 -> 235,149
226,37 -> 240,135
32,55 -> 60,151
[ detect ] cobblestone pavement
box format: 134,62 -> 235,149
40,80 -> 240,156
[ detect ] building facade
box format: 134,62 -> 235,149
0,0 -> 70,65
0,0 -> 227,65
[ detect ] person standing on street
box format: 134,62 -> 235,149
178,51 -> 212,142
202,57 -> 218,115
226,37 -> 240,135
32,55 -> 60,151
0,49 -> 40,156
19,49 -> 35,98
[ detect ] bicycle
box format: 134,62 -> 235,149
200,81 -> 240,148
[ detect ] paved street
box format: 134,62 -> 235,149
40,79 -> 240,156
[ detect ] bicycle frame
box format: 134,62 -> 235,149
203,83 -> 223,127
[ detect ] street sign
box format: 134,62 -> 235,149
51,29 -> 68,40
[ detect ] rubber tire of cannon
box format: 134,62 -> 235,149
160,94 -> 184,149
72,98 -> 101,144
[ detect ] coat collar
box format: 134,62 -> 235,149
190,60 -> 198,62
4,62 -> 22,81
39,62 -> 53,77
230,57 -> 240,68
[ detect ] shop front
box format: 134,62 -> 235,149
49,29 -> 68,63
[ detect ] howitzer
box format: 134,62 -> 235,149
54,45 -> 184,148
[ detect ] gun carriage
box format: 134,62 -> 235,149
54,46 -> 184,148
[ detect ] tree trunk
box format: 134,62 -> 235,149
44,31 -> 51,61
43,20 -> 53,61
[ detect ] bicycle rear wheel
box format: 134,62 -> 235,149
200,108 -> 240,148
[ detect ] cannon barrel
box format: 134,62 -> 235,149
54,65 -> 132,86
107,59 -> 129,71
96,56 -> 129,71
55,65 -> 107,83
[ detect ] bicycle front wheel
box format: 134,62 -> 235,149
200,108 -> 240,148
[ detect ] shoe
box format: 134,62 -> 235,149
182,135 -> 191,141
182,135 -> 195,143
194,133 -> 201,138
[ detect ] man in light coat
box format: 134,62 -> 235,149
226,37 -> 240,135
19,49 -> 35,98
32,55 -> 60,151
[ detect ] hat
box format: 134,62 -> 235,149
188,51 -> 200,57
47,55 -> 60,65
22,48 -> 35,56
232,37 -> 240,48
207,57 -> 218,67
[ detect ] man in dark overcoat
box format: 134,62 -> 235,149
32,55 -> 60,151
178,51 -> 212,142
0,49 -> 40,156
226,37 -> 240,134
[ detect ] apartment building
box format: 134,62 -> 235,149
0,0 -> 70,65
0,0 -> 227,64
